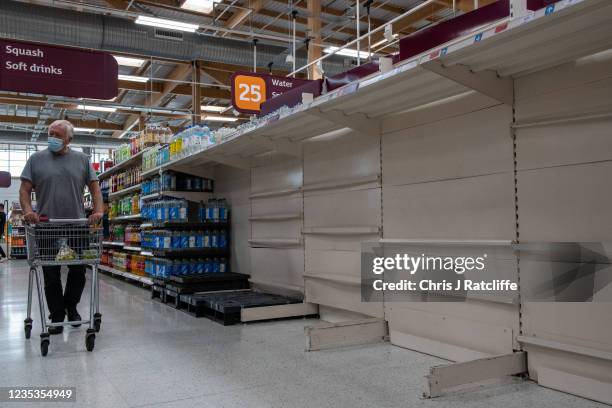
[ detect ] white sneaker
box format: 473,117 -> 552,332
0,258 -> 7,263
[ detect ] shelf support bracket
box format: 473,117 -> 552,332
306,108 -> 381,136
423,60 -> 514,106
250,135 -> 303,157
425,352 -> 527,398
207,154 -> 251,170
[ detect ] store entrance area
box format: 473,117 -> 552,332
0,260 -> 603,408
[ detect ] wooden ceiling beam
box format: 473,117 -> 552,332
224,0 -> 266,29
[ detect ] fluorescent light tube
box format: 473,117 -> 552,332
181,0 -> 218,13
202,115 -> 239,122
323,46 -> 371,59
76,105 -> 117,113
135,15 -> 199,33
118,74 -> 149,83
201,105 -> 228,113
371,39 -> 388,48
113,55 -> 145,67
73,127 -> 96,133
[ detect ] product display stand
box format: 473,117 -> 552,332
8,203 -> 27,259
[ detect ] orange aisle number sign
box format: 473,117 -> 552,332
233,74 -> 267,113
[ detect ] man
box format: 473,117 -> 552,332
0,204 -> 6,262
20,120 -> 104,334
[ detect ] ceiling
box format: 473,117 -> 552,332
0,0 -> 492,142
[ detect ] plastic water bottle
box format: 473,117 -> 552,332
219,230 -> 227,248
180,231 -> 189,249
204,258 -> 212,273
211,230 -> 218,248
212,199 -> 219,222
163,201 -> 170,222
171,231 -> 180,249
195,230 -> 203,248
219,258 -> 227,273
218,199 -> 228,223
189,230 -> 196,248
203,231 -> 210,248
179,200 -> 188,222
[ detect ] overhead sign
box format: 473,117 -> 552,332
0,39 -> 118,100
230,72 -> 312,115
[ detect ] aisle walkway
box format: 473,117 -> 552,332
0,261 -> 606,408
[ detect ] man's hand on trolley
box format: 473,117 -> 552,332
24,211 -> 40,224
88,212 -> 104,225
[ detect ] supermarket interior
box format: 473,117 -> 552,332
1,0 -> 612,407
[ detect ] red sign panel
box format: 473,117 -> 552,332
0,39 -> 118,100
230,72 -> 312,114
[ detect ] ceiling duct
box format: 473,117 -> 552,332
0,0 -> 344,75
154,28 -> 184,42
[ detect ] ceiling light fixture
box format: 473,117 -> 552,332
323,46 -> 371,59
135,15 -> 199,33
202,115 -> 239,122
371,39 -> 388,48
118,74 -> 150,83
76,105 -> 117,113
181,0 -> 219,14
201,105 -> 228,113
113,55 -> 145,67
73,127 -> 96,133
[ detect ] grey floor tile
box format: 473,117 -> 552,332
1,261 -> 609,408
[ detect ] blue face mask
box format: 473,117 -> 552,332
48,136 -> 64,153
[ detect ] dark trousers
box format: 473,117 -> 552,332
42,265 -> 86,321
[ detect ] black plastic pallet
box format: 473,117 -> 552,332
165,272 -> 249,294
183,290 -> 303,325
163,287 -> 182,308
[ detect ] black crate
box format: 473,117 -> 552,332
183,290 -> 303,325
166,273 -> 249,295
163,287 -> 182,309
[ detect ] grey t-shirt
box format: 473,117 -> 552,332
21,148 -> 98,219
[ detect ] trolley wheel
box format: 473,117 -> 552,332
94,313 -> 102,333
41,339 -> 50,356
24,318 -> 33,339
85,330 -> 96,352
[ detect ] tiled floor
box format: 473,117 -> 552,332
0,260 -> 607,408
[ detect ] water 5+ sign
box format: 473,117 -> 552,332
0,39 -> 118,100
230,72 -> 311,114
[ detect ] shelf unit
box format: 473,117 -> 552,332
249,213 -> 303,222
141,190 -> 213,202
98,148 -> 149,180
108,183 -> 142,199
97,264 -> 153,286
141,221 -> 229,229
109,214 -> 141,222
144,247 -> 230,258
105,0 -> 612,177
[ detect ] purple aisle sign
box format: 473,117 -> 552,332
0,39 -> 118,100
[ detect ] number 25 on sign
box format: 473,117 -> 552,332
233,74 -> 267,113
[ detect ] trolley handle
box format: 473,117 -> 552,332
33,215 -> 90,224
46,218 -> 90,223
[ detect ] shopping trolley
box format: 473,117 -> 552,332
23,218 -> 102,356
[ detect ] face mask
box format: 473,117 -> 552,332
48,136 -> 64,153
